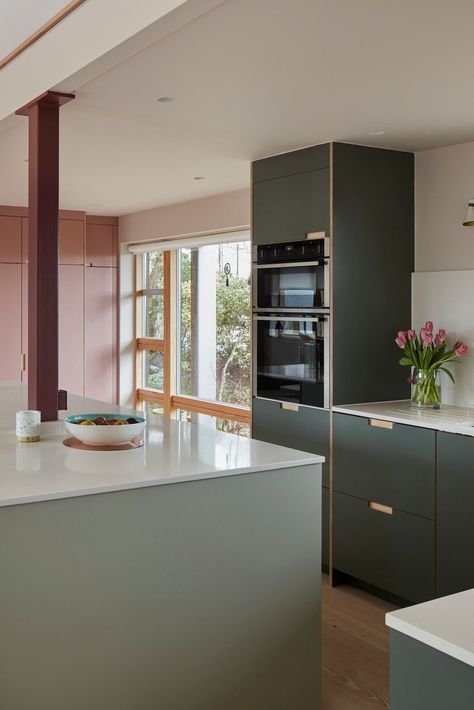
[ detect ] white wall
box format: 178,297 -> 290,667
416,140 -> 474,271
415,140 -> 474,405
119,188 -> 250,245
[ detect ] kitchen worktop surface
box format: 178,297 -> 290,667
0,383 -> 324,508
333,400 -> 474,436
386,589 -> 474,667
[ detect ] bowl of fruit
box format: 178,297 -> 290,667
64,413 -> 145,446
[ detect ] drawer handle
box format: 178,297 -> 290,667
280,402 -> 299,412
368,418 -> 393,430
305,231 -> 326,240
368,500 -> 393,515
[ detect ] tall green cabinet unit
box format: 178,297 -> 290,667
251,142 -> 414,583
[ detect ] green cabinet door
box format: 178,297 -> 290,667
333,413 -> 435,519
437,432 -> 474,597
252,168 -> 330,245
322,486 -> 329,570
252,397 -> 329,486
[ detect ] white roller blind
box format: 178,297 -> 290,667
127,228 -> 250,254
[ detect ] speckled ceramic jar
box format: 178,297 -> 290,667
16,410 -> 41,442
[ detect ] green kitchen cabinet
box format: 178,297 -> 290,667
252,168 -> 330,245
333,490 -> 435,603
333,413 -> 435,519
253,144 -> 330,183
321,485 -> 329,570
436,432 -> 474,597
252,397 -> 330,486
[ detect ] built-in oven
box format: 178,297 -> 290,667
253,238 -> 330,311
253,312 -> 329,408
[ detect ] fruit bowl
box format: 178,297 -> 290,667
64,413 -> 145,446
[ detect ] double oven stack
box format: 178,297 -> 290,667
252,237 -> 330,409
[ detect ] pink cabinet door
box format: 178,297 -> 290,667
0,216 -> 22,263
86,224 -> 117,267
0,264 -> 22,381
59,220 -> 84,265
85,266 -> 117,403
59,265 -> 84,395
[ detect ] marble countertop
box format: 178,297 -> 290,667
333,400 -> 474,437
386,589 -> 474,667
0,383 -> 324,508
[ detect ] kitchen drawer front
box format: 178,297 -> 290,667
252,398 -> 329,486
322,486 -> 329,569
436,432 -> 474,597
253,144 -> 330,183
333,491 -> 435,603
252,168 -> 330,245
333,413 -> 435,519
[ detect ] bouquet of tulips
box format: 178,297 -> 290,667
395,322 -> 468,407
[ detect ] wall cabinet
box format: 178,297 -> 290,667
0,216 -> 22,263
86,222 -> 118,267
0,209 -> 118,403
252,168 -> 330,245
0,264 -> 22,381
436,432 -> 474,597
85,266 -> 117,403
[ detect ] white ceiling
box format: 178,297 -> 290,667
0,0 -> 69,58
2,0 -> 474,215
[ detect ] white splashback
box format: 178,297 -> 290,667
412,271 -> 474,406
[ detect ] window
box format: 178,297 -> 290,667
135,233 -> 251,436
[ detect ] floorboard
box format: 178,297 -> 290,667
321,574 -> 397,709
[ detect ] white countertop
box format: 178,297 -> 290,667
0,383 -> 323,508
334,400 -> 474,437
386,589 -> 474,667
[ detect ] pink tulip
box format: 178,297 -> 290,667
395,331 -> 407,349
421,328 -> 433,347
425,321 -> 434,333
454,341 -> 468,356
406,329 -> 416,340
434,329 -> 447,346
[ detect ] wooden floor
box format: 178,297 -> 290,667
321,575 -> 397,709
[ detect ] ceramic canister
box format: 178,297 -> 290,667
16,410 -> 41,443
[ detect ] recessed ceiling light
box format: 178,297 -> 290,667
193,176 -> 205,180
157,96 -> 174,103
368,129 -> 385,136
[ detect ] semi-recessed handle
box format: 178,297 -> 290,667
368,500 -> 393,515
280,402 -> 299,412
305,231 -> 326,240
20,353 -> 26,371
368,418 -> 393,430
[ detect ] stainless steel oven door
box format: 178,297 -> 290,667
253,314 -> 329,408
252,260 -> 329,310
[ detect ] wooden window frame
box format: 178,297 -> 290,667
135,247 -> 251,427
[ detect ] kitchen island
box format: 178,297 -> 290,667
0,384 -> 324,710
386,590 -> 474,709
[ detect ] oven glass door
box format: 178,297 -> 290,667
254,315 -> 329,407
255,261 -> 328,310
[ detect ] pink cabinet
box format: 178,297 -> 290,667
0,264 -> 22,381
85,266 -> 117,403
21,218 -> 85,265
0,216 -> 22,263
59,265 -> 84,395
59,220 -> 84,265
86,223 -> 117,267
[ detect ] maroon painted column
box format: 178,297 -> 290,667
16,91 -> 74,421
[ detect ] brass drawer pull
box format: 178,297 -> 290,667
305,231 -> 326,240
368,500 -> 393,515
280,402 -> 299,412
368,418 -> 393,430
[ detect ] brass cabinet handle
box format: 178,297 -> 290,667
368,418 -> 393,430
280,402 -> 299,412
20,353 -> 27,371
305,231 -> 326,240
368,500 -> 393,515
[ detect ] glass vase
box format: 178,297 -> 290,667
411,369 -> 441,409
